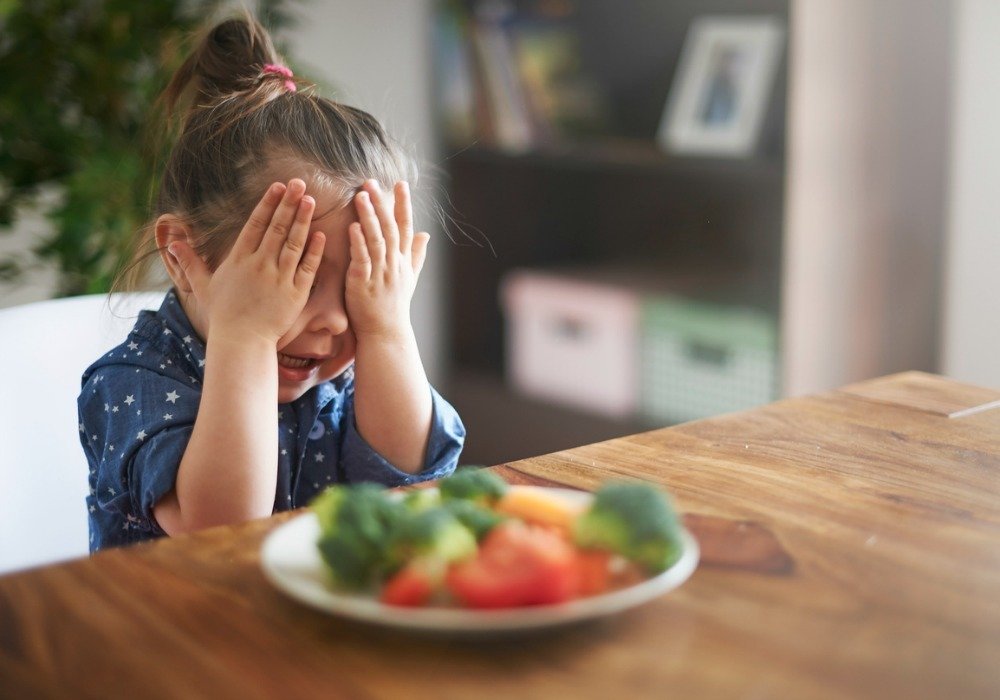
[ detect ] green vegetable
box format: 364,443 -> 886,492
311,484 -> 405,589
438,467 -> 508,505
572,482 -> 683,574
442,499 -> 507,540
402,488 -> 442,513
387,507 -> 477,574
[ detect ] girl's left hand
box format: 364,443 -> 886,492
345,180 -> 429,341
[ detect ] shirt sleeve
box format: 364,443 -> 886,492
338,384 -> 465,486
79,366 -> 198,535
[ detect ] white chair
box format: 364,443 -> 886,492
0,291 -> 166,574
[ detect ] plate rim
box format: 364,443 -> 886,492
260,486 -> 699,632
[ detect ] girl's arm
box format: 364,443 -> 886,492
347,180 -> 434,474
154,180 -> 325,533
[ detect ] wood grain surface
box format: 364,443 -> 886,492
1,371 -> 998,699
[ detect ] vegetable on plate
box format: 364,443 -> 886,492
309,468 -> 684,609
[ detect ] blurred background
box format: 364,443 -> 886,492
1,0 -> 996,466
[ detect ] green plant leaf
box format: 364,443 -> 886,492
0,0 -> 302,296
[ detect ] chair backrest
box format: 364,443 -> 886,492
0,291 -> 165,574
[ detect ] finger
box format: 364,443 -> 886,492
347,222 -> 372,282
235,182 -> 286,255
394,181 -> 414,260
354,189 -> 386,271
411,231 -> 430,278
259,179 -> 307,261
167,240 -> 212,296
365,180 -> 400,269
278,194 -> 315,275
294,230 -> 325,290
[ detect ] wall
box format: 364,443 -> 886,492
942,0 -> 1000,389
782,0 -> 952,396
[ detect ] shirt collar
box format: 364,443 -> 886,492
157,289 -> 207,377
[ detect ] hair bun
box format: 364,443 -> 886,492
198,17 -> 281,96
162,14 -> 286,122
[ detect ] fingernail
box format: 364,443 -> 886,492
302,195 -> 314,206
166,244 -> 178,259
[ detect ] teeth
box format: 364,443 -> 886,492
278,353 -> 315,369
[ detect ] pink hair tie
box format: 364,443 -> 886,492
263,63 -> 296,92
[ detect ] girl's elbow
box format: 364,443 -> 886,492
154,489 -> 271,535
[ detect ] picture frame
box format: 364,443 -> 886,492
658,16 -> 785,157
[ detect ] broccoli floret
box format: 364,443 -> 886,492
442,499 -> 507,540
438,467 -> 508,505
311,484 -> 406,589
388,507 -> 477,570
572,482 -> 683,574
402,488 -> 442,513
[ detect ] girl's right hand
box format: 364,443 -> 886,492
167,179 -> 326,346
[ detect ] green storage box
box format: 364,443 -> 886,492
641,296 -> 778,423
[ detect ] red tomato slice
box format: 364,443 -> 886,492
445,521 -> 580,608
380,564 -> 434,607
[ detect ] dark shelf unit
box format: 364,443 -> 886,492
433,0 -> 790,465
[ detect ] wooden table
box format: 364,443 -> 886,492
2,372 -> 999,699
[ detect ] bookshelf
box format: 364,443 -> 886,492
432,0 -> 790,466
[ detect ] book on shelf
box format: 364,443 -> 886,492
432,2 -> 477,147
432,0 -> 609,153
468,1 -> 535,152
507,13 -> 609,144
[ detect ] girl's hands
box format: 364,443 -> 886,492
346,180 -> 429,341
168,179 -> 326,346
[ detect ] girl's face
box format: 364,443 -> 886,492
272,187 -> 358,403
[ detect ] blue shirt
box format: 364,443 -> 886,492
78,290 -> 464,552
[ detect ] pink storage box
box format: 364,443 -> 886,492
500,270 -> 640,417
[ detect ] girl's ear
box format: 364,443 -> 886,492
154,214 -> 195,292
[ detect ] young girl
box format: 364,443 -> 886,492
78,16 -> 464,551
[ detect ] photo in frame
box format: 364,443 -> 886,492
658,16 -> 785,157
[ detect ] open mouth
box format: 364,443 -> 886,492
277,352 -> 321,370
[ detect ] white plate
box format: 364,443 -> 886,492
260,487 -> 699,634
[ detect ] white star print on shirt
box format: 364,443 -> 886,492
124,395 -> 135,406
165,390 -> 179,404
128,341 -> 139,351
136,430 -> 147,441
314,452 -> 324,462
